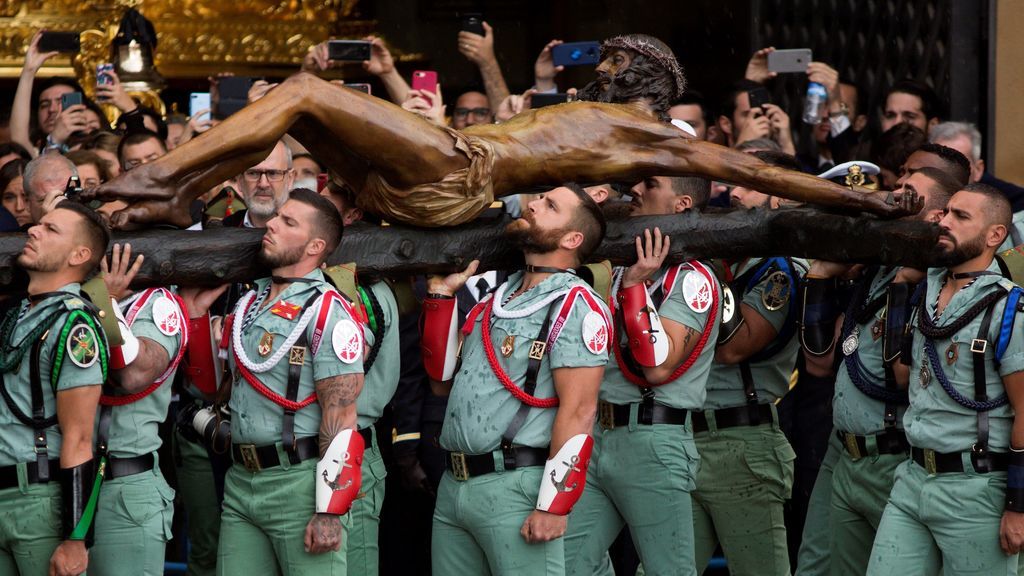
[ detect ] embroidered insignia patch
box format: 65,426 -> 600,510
67,323 -> 98,368
919,364 -> 931,388
332,319 -> 362,364
681,271 -> 712,313
582,311 -> 608,355
871,319 -> 884,341
501,335 -> 515,358
842,329 -> 859,356
258,331 -> 274,356
761,271 -> 791,311
270,300 -> 302,321
721,286 -> 736,323
152,296 -> 181,336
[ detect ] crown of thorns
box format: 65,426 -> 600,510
601,35 -> 686,99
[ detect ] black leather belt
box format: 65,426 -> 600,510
692,403 -> 775,433
836,430 -> 909,459
233,436 -> 319,472
0,458 -> 60,490
445,446 -> 549,481
911,447 -> 1008,474
598,401 -> 689,429
105,453 -> 156,480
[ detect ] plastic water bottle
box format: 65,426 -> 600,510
803,82 -> 827,124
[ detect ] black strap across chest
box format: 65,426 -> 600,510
281,290 -> 323,464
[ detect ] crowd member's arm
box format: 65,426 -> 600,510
762,103 -> 795,156
302,37 -> 410,104
533,39 -> 564,92
494,89 -> 536,123
744,46 -> 777,84
94,71 -> 138,116
402,86 -> 446,126
11,31 -> 55,156
457,22 -> 510,114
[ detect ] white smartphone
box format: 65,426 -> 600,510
190,92 -> 211,122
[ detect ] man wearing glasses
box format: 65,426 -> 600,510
226,140 -> 296,229
450,91 -> 493,130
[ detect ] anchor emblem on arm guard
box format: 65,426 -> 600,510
536,434 -> 594,515
321,452 -> 353,492
316,429 -> 365,515
549,455 -> 582,493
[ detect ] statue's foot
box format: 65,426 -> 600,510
81,162 -> 176,203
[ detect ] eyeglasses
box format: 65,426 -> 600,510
452,107 -> 492,119
243,169 -> 289,182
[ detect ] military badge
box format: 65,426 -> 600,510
946,343 -> 958,365
842,328 -> 859,356
871,319 -> 884,341
721,286 -> 736,323
582,311 -> 608,355
152,296 -> 181,336
66,323 -> 98,368
919,364 -> 931,388
270,300 -> 302,321
332,319 -> 363,364
501,335 -> 515,357
682,272 -> 712,313
258,332 -> 274,356
761,271 -> 791,311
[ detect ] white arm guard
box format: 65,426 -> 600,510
109,298 -> 140,369
536,433 -> 594,515
316,429 -> 365,515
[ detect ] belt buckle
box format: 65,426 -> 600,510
923,449 -> 938,475
450,452 -> 469,481
844,433 -> 862,461
598,402 -> 615,430
238,444 -> 262,472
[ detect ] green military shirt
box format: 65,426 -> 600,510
0,284 -> 106,466
833,266 -> 908,435
440,271 -> 610,454
102,288 -> 185,459
601,263 -> 721,410
904,262 -> 1024,453
355,281 -> 400,430
228,269 -> 364,445
704,258 -> 807,410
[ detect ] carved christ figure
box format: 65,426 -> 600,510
85,35 -> 917,228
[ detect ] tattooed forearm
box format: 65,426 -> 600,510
110,337 -> 170,393
315,373 -> 363,456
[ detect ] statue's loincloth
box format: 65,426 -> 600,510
357,127 -> 496,227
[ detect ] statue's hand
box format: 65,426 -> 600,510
107,196 -> 195,230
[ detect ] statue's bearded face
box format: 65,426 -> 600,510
576,47 -> 677,122
578,49 -> 636,105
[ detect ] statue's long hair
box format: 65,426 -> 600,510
577,50 -> 681,122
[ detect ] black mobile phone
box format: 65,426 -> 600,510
63,176 -> 83,201
747,87 -> 771,111
532,93 -> 570,109
61,92 -> 83,110
216,77 -> 255,118
39,31 -> 81,54
327,40 -> 372,62
461,13 -> 485,36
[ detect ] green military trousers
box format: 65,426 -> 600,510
173,429 -> 222,576
794,432 -> 839,576
829,442 -> 905,575
564,422 -> 701,576
691,416 -> 795,576
432,465 -> 562,576
867,459 -> 1017,576
0,476 -> 61,575
345,428 -> 387,576
217,450 -> 349,576
91,458 -> 176,575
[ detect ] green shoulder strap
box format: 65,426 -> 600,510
999,246 -> 1024,286
51,309 -> 109,392
324,263 -> 360,302
580,260 -> 614,303
80,274 -> 122,347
